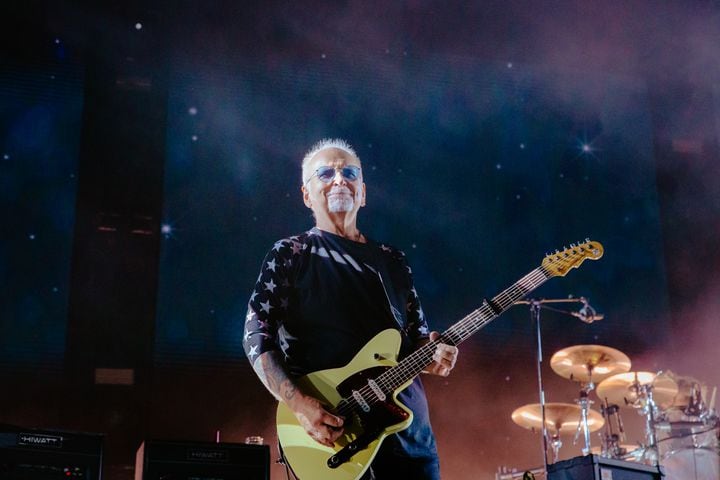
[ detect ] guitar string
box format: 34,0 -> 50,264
334,245 -> 598,418
374,267 -> 549,390
334,264 -> 554,418
334,275 -> 547,417
333,242 -> 598,416
372,243 -> 596,394
334,266 -> 552,417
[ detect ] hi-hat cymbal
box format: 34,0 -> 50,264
550,345 -> 631,383
511,402 -> 605,435
596,371 -> 678,409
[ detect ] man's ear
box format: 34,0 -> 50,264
302,185 -> 312,208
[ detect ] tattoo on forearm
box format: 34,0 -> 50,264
254,351 -> 299,403
283,381 -> 297,400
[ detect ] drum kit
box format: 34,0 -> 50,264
511,344 -> 720,479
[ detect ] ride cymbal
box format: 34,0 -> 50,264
550,345 -> 631,383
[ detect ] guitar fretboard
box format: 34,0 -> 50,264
375,265 -> 552,393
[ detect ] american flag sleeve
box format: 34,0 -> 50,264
242,239 -> 294,364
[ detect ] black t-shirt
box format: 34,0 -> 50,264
244,227 -> 437,459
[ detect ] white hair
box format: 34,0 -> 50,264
301,138 -> 360,183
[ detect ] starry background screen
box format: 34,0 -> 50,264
4,2 -> 720,477
0,62 -> 84,377
157,56 -> 668,369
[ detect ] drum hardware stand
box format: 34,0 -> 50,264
572,381 -> 596,455
549,432 -> 563,463
599,400 -> 627,459
629,376 -> 661,466
514,296 -> 595,473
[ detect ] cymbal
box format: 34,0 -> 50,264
511,402 -> 605,435
664,371 -> 707,408
596,372 -> 678,409
550,345 -> 631,383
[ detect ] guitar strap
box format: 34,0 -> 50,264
361,242 -> 417,348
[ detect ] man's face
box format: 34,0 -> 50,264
302,147 -> 366,219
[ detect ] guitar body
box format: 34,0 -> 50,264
276,329 -> 414,480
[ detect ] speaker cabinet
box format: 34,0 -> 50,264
134,440 -> 270,480
0,424 -> 103,480
547,454 -> 664,480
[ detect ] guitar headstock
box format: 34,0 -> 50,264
542,239 -> 604,278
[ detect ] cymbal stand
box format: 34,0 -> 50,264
550,431 -> 563,463
632,378 -> 660,465
572,380 -> 595,455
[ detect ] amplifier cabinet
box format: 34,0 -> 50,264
548,455 -> 664,480
0,424 -> 104,480
135,440 -> 270,480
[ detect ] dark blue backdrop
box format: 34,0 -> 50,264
156,55 -> 669,370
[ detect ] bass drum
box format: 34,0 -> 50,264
657,411 -> 719,480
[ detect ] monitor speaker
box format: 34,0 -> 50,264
134,439 -> 270,480
0,424 -> 103,480
547,454 -> 664,480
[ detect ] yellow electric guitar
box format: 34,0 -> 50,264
277,239 -> 604,480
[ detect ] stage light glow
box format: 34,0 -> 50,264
191,135 -> 198,142
135,23 -> 143,30
575,134 -> 601,160
188,107 -> 197,115
161,224 -> 173,238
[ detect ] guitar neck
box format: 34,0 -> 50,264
377,266 -> 551,392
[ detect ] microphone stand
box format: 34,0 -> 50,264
513,297 -> 592,474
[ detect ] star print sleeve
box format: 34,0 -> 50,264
243,239 -> 293,365
398,251 -> 430,344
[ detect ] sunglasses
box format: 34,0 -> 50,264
305,165 -> 361,185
